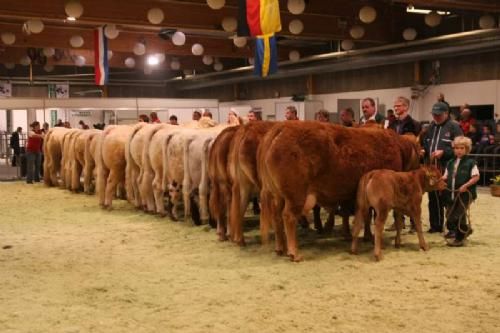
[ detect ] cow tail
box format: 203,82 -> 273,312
199,138 -> 213,223
43,129 -> 53,186
125,123 -> 145,202
162,134 -> 175,192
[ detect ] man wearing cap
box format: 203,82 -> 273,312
422,101 -> 463,233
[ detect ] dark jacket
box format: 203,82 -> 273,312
423,118 -> 463,168
10,131 -> 20,150
360,112 -> 385,125
443,156 -> 477,204
389,114 -> 421,136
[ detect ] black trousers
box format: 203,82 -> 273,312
446,192 -> 472,241
428,191 -> 445,232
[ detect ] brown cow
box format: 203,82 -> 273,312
351,166 -> 446,261
258,122 -> 420,261
208,126 -> 240,239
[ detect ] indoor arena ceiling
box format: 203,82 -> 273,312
0,0 -> 499,86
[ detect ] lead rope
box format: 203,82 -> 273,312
443,187 -> 473,235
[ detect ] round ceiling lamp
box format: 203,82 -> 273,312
289,19 -> 304,34
43,47 -> 55,57
214,62 -> 223,71
202,55 -> 214,65
207,0 -> 225,10
341,39 -> 354,51
27,19 -> 44,34
125,57 -> 136,68
147,8 -> 164,24
4,62 -> 15,70
172,31 -> 186,46
1,32 -> 16,45
479,14 -> 495,29
287,0 -> 305,15
349,25 -> 365,39
424,11 -> 442,27
74,55 -> 86,67
43,64 -> 54,72
170,59 -> 181,70
222,17 -> 237,32
104,24 -> 119,39
233,36 -> 247,48
133,42 -> 146,55
69,35 -> 84,48
20,56 -> 31,66
359,6 -> 377,24
402,28 -> 417,41
288,50 -> 300,62
191,43 -> 204,56
65,0 -> 84,19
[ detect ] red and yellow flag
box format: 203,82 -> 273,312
238,0 -> 281,37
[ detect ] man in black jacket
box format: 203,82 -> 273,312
422,102 -> 463,233
389,96 -> 421,136
9,127 -> 22,167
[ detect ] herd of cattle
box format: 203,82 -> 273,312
41,118 -> 445,261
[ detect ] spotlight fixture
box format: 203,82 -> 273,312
147,55 -> 159,66
406,5 -> 450,15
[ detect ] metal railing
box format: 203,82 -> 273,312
469,152 -> 500,186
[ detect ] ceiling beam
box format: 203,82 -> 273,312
393,0 -> 500,13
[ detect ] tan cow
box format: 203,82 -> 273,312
60,129 -> 81,190
72,129 -> 102,192
43,127 -> 70,187
351,166 -> 445,261
96,125 -> 135,209
83,130 -> 102,194
258,122 -> 420,261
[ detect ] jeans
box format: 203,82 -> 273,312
428,190 -> 445,232
26,152 -> 41,182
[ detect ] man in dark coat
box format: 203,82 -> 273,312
9,127 -> 22,167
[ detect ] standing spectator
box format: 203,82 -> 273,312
437,92 -> 450,109
192,110 -> 202,121
339,107 -> 355,127
169,115 -> 179,125
389,96 -> 421,136
202,110 -> 213,119
26,121 -> 44,184
78,120 -> 90,129
150,112 -> 161,123
285,106 -> 299,121
42,122 -> 49,133
458,108 -> 475,136
247,110 -> 259,122
227,109 -> 243,125
360,97 -> 384,125
385,109 -> 396,129
138,114 -> 150,122
478,125 -> 495,146
467,124 -> 481,147
386,96 -> 421,232
422,102 -> 463,233
442,136 -> 479,246
55,119 -> 64,127
9,127 -> 22,167
315,109 -> 330,123
63,121 -> 71,128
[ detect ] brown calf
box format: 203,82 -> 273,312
351,165 -> 446,261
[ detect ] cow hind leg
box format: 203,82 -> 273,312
350,209 -> 366,255
373,209 -> 389,261
190,194 -> 201,226
312,205 -> 323,234
413,210 -> 428,252
282,201 -> 303,262
394,210 -> 404,248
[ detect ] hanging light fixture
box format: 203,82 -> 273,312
65,0 -> 84,19
359,6 -> 377,24
147,8 -> 164,24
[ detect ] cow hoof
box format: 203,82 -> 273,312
275,250 -> 284,256
421,244 -> 429,251
374,254 -> 382,261
350,249 -> 358,255
218,235 -> 228,242
289,254 -> 303,262
158,213 -> 167,218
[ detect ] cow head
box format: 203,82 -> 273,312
168,181 -> 183,204
423,166 -> 446,192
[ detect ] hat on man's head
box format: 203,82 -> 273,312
431,102 -> 449,115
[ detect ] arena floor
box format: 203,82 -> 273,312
1,181 -> 499,333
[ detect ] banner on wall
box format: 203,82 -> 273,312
0,81 -> 12,97
55,84 -> 69,99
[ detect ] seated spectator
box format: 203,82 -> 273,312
192,110 -> 202,121
459,108 -> 475,135
202,110 -> 213,119
339,107 -> 355,127
63,121 -> 71,128
150,112 -> 161,123
138,114 -> 150,123
315,109 -> 330,123
466,124 -> 480,146
495,123 -> 500,144
169,115 -> 179,125
478,125 -> 495,146
55,119 -> 64,127
42,122 -> 49,134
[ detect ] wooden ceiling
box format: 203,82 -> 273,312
0,0 -> 498,82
